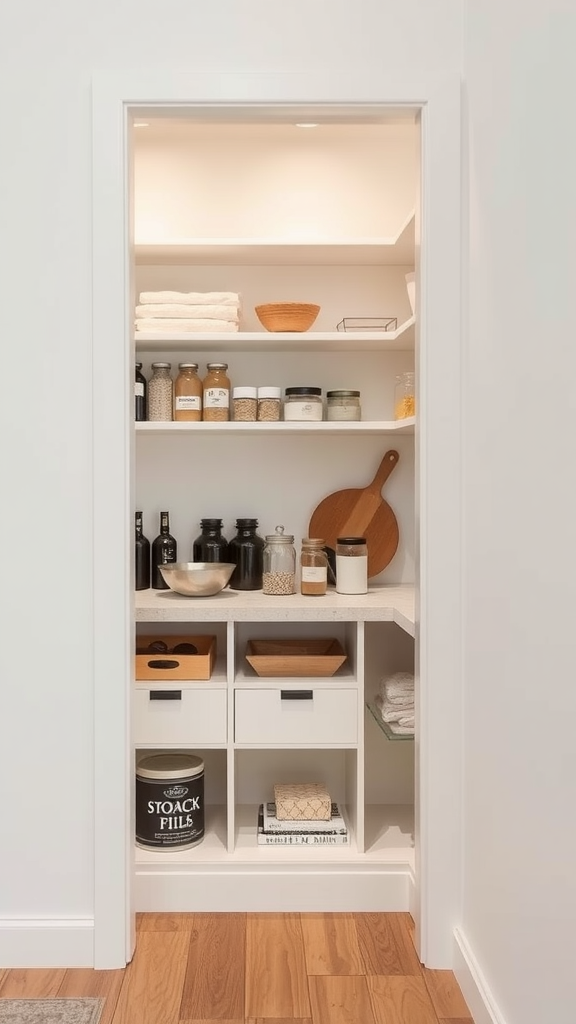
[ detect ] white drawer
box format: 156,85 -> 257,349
134,686 -> 227,745
234,688 -> 357,745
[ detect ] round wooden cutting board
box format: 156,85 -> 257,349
308,450 -> 400,578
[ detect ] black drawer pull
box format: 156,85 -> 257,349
150,690 -> 182,701
146,659 -> 180,670
281,689 -> 313,701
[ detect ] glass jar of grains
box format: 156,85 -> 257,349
326,390 -> 361,421
394,372 -> 415,420
232,386 -> 257,421
257,386 -> 281,422
262,525 -> 296,595
174,363 -> 202,421
300,538 -> 329,596
202,362 -> 231,421
147,363 -> 173,421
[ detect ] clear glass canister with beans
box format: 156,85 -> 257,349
262,525 -> 296,595
232,386 -> 257,421
257,386 -> 281,422
147,363 -> 173,421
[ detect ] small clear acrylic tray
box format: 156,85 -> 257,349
336,317 -> 398,332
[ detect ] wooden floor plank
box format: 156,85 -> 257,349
438,1019 -> 474,1023
180,914 -> 245,1020
368,976 -> 437,1024
0,969 -> 66,998
423,968 -> 472,1018
111,929 -> 189,1024
180,1020 -> 243,1024
387,914 -> 422,975
57,968 -> 124,1024
137,912 -> 195,931
308,975 -> 375,1024
246,1019 -> 312,1024
0,970 -> 8,993
301,913 -> 364,975
245,913 -> 310,1019
355,914 -> 410,976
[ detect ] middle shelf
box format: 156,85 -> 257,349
135,418 -> 415,436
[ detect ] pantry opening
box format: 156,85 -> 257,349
92,74 -> 462,970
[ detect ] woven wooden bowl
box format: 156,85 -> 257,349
255,302 -> 321,332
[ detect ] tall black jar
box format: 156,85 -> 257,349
192,518 -> 229,563
228,518 -> 264,590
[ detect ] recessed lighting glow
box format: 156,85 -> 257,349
134,121 -> 150,128
295,122 -> 319,128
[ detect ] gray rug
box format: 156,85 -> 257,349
0,999 -> 103,1024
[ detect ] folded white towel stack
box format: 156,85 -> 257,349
376,671 -> 415,735
135,291 -> 241,333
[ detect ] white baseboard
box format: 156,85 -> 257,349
453,927 -> 507,1024
0,918 -> 94,968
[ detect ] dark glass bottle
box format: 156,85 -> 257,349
151,511 -> 177,590
135,363 -> 147,421
228,518 -> 264,590
135,511 -> 150,590
192,519 -> 229,563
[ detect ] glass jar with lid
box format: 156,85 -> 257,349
336,536 -> 368,595
174,363 -> 202,421
283,387 -> 323,421
202,362 -> 231,421
192,518 -> 229,563
394,372 -> 415,420
300,538 -> 329,596
147,362 -> 173,421
257,386 -> 281,422
326,390 -> 361,421
262,525 -> 296,595
232,386 -> 257,422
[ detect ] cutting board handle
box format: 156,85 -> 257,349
367,450 -> 399,494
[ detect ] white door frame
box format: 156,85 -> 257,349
91,70 -> 462,969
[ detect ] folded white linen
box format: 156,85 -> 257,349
375,695 -> 414,732
135,318 -> 238,333
138,291 -> 240,306
379,671 -> 414,704
135,304 -> 239,321
387,721 -> 415,736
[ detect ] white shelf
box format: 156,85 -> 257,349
135,417 -> 415,437
135,583 -> 415,635
134,316 -> 415,353
133,215 -> 415,267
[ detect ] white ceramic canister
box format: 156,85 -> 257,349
335,536 -> 368,595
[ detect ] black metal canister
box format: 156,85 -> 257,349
136,752 -> 204,850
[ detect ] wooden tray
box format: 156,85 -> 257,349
136,634 -> 216,680
245,638 -> 347,677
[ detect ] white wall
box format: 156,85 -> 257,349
461,3 -> 576,1022
0,0 -> 462,949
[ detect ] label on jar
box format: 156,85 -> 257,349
176,395 -> 201,410
301,566 -> 327,583
135,382 -> 145,397
336,554 -> 368,595
204,388 -> 230,409
284,401 -> 323,421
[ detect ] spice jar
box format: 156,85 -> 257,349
336,536 -> 368,595
263,526 -> 296,596
192,518 -> 229,563
300,538 -> 329,596
394,372 -> 415,420
326,390 -> 361,422
283,387 -> 323,421
147,363 -> 173,421
174,363 -> 202,421
228,518 -> 265,590
135,363 -> 147,421
232,386 -> 257,422
257,386 -> 281,422
202,362 -> 231,421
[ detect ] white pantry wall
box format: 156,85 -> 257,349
461,2 -> 576,1023
0,0 -> 462,962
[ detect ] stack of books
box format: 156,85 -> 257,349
257,802 -> 349,846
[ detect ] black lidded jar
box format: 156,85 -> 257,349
228,518 -> 264,590
135,363 -> 147,421
192,518 -> 229,563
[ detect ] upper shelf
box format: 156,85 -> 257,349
135,316 -> 415,353
135,419 -> 415,437
134,215 -> 415,268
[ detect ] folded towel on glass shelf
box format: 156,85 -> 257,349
387,721 -> 415,736
375,696 -> 414,730
138,290 -> 240,305
135,318 -> 239,333
135,304 -> 239,321
379,671 -> 414,705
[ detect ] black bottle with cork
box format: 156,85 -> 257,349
151,511 -> 177,589
135,511 -> 150,590
135,363 -> 147,421
228,518 -> 264,590
192,519 -> 229,563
